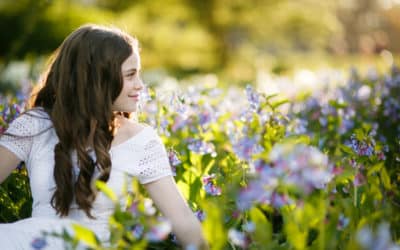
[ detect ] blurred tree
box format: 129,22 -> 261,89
0,0 -> 113,61
336,0 -> 400,54
115,0 -> 218,76
0,0 -> 398,83
383,6 -> 400,52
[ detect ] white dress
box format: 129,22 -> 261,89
0,108 -> 173,249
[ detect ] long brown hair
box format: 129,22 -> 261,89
29,24 -> 138,217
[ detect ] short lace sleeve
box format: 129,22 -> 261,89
0,110 -> 44,162
137,128 -> 173,184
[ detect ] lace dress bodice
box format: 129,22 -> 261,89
0,108 -> 172,246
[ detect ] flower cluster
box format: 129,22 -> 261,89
187,138 -> 216,156
357,223 -> 400,250
145,218 -> 172,242
237,143 -> 333,210
194,209 -> 206,222
202,174 -> 222,196
347,134 -> 375,157
167,148 -> 182,175
232,136 -> 264,162
245,84 -> 261,112
31,237 -> 47,250
0,102 -> 23,134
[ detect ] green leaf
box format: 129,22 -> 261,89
72,223 -> 99,248
189,178 -> 202,202
367,162 -> 383,176
96,180 -> 117,202
202,200 -> 227,250
380,167 -> 391,190
285,220 -> 307,250
249,207 -> 272,245
281,134 -> 311,145
339,144 -> 355,156
271,99 -> 289,109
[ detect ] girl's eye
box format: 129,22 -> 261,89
125,73 -> 136,78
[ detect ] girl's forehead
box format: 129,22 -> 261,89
121,50 -> 141,71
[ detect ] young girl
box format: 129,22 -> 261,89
0,24 -> 207,249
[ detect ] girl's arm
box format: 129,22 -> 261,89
144,176 -> 208,249
0,146 -> 21,183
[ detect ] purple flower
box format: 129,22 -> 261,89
242,221 -> 255,233
31,237 -> 47,250
159,118 -> 171,137
347,134 -> 375,157
353,172 -> 366,187
145,220 -> 172,242
337,214 -> 350,230
171,115 -> 190,132
245,85 -> 261,112
194,210 -> 206,222
128,201 -> 139,216
237,180 -> 273,210
239,109 -> 255,122
237,143 -> 333,211
187,139 -> 216,156
271,192 -> 293,208
132,224 -> 144,238
168,149 -> 181,166
197,104 -> 216,127
268,143 -> 332,193
357,223 -> 400,250
143,199 -> 156,216
202,174 -> 222,196
377,151 -> 386,161
339,119 -> 354,135
167,149 -> 181,176
252,159 -> 270,173
228,229 -> 250,248
204,182 -> 222,196
286,118 -> 308,135
140,86 -> 152,102
232,137 -> 264,162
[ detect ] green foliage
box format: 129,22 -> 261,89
0,0 -> 113,59
2,0 -> 386,80
0,65 -> 399,249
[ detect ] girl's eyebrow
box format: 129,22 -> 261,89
123,68 -> 140,74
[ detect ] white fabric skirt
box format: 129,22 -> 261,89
0,217 -> 81,250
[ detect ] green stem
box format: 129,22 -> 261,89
354,184 -> 357,207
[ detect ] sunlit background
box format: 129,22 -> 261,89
1,2 -> 400,249
0,0 -> 399,93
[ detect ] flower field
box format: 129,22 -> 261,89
0,65 -> 399,250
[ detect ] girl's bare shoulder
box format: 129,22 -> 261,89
112,117 -> 149,145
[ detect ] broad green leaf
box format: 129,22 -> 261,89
96,180 -> 117,202
249,207 -> 272,245
72,223 -> 99,248
380,167 -> 391,190
271,99 -> 289,109
339,144 -> 355,155
285,220 -> 306,250
367,162 -> 384,176
281,134 -> 311,145
202,201 -> 227,250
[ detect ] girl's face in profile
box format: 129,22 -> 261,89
112,49 -> 144,112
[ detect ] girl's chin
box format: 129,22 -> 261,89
112,107 -> 138,113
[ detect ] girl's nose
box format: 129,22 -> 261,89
134,77 -> 144,90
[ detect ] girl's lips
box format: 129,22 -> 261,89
129,94 -> 140,100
